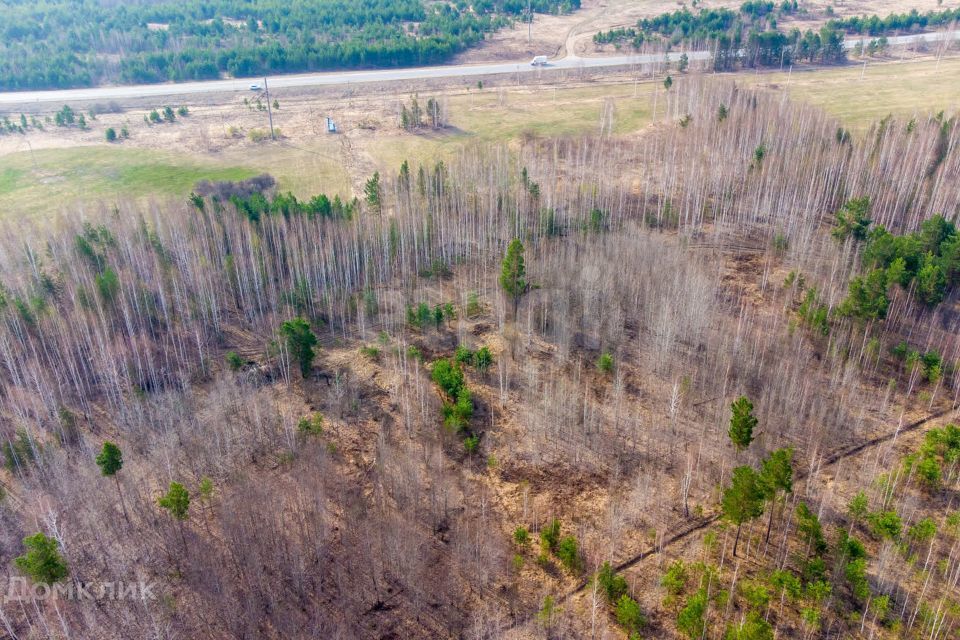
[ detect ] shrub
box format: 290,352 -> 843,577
2,428 -> 37,472
249,128 -> 271,142
407,302 -> 432,329
869,510 -> 902,540
466,291 -> 482,317
455,345 -> 474,366
795,502 -> 827,554
615,595 -> 646,634
359,345 -> 381,360
921,350 -> 942,383
225,351 -> 244,370
597,561 -> 629,604
443,387 -> 473,432
475,346 -> 493,372
297,413 -> 324,436
845,558 -> 869,601
661,559 -> 688,595
463,434 -> 480,454
513,526 -> 530,545
739,580 -> 770,611
916,455 -> 942,490
772,232 -> 789,254
538,595 -> 556,626
443,301 -> 456,321
556,536 -> 582,573
540,518 -> 561,553
597,352 -> 614,373
431,359 -> 465,399
768,569 -> 801,601
588,207 -> 607,232
804,579 -> 831,604
798,288 -> 830,336
677,588 -> 708,639
908,517 -> 937,546
104,127 -> 117,142
725,611 -> 773,640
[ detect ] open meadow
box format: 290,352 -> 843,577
1,53 -> 958,219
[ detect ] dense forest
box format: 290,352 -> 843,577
594,2 -> 843,69
595,2 -> 960,71
0,0 -> 579,90
0,75 -> 959,638
830,7 -> 960,36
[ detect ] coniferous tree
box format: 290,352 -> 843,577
96,441 -> 129,522
475,346 -> 493,373
158,481 -> 191,551
364,172 -> 382,213
158,482 -> 190,520
722,465 -> 765,556
759,447 -> 793,543
14,532 -> 69,585
279,317 -> 318,377
729,395 -> 757,452
677,588 -> 708,639
499,238 -> 527,318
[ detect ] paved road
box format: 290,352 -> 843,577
0,30 -> 955,106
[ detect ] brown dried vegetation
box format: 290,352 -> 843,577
0,78 -> 959,638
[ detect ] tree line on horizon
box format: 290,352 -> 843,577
0,0 -> 580,91
595,2 -> 960,71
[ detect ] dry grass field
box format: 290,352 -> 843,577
0,53 -> 957,218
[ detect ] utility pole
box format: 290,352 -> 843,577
527,0 -> 531,43
264,76 -> 275,140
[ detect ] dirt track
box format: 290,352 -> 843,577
500,400 -> 959,631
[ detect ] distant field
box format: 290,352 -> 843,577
0,147 -> 256,216
368,56 -> 960,174
744,56 -> 960,131
0,55 -> 956,218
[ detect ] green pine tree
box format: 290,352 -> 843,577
14,532 -> 69,585
729,396 -> 758,452
722,466 -> 766,556
500,238 -> 527,318
759,447 -> 793,543
279,317 -> 318,377
96,441 -> 130,522
158,482 -> 190,520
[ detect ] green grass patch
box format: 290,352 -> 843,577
0,146 -> 257,217
0,167 -> 25,196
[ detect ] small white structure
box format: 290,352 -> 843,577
326,117 -> 337,133
530,55 -> 548,66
